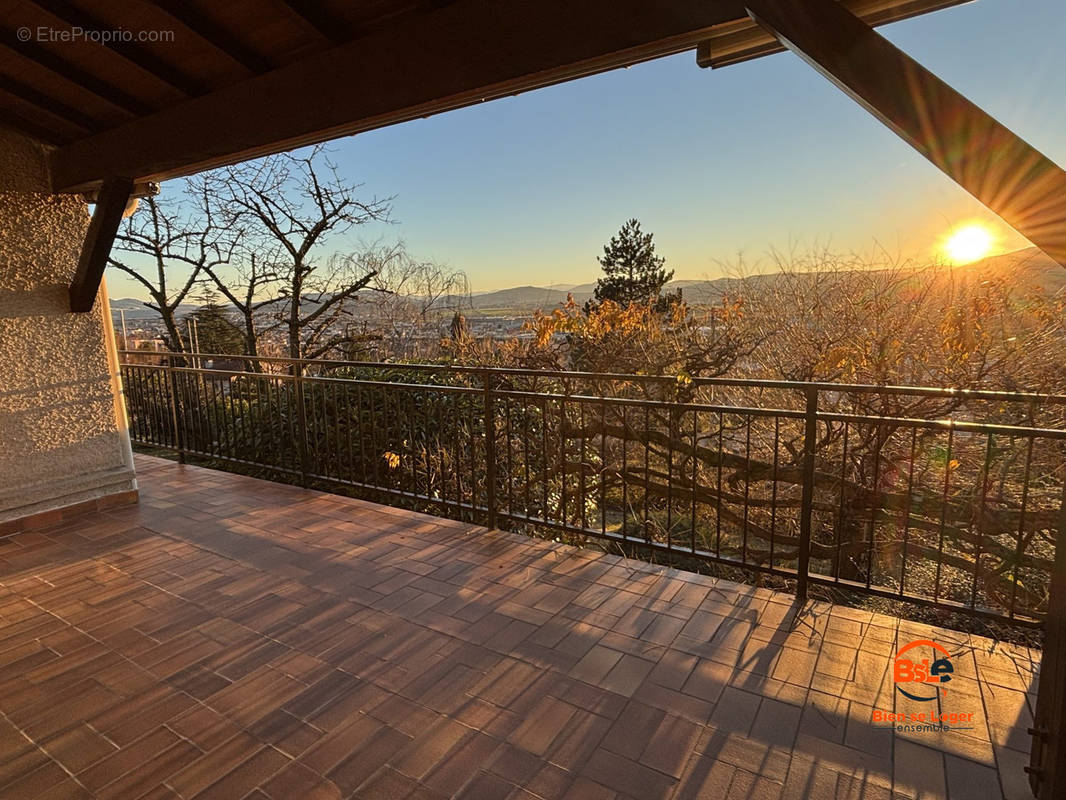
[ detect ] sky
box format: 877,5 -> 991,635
109,0 -> 1066,298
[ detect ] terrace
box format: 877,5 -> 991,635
0,455 -> 1039,799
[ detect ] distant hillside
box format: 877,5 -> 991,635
466,278 -> 740,310
466,286 -> 580,310
953,247 -> 1065,296
110,247 -> 1064,320
110,298 -> 197,320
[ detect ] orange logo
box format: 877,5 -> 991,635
893,639 -> 954,702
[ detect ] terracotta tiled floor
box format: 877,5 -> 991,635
0,455 -> 1039,799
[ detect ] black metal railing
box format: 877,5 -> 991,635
119,350 -> 1066,627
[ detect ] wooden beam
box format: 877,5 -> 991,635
150,1 -> 277,75
49,0 -> 749,193
0,25 -> 152,116
746,0 -> 1066,268
30,0 -> 209,97
0,74 -> 96,131
69,176 -> 132,313
273,0 -> 352,46
0,112 -> 70,145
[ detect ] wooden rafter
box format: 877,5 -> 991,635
0,73 -> 95,130
150,1 -> 277,75
30,0 -> 208,96
273,0 -> 352,46
0,110 -> 70,145
746,0 -> 1066,267
0,25 -> 151,116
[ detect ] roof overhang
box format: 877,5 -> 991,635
0,0 -> 970,194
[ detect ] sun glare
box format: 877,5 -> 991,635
942,224 -> 995,265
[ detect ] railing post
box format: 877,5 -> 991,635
293,363 -> 310,488
482,370 -> 498,530
166,356 -> 186,464
1028,481 -> 1066,798
796,386 -> 818,603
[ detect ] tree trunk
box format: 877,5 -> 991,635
288,267 -> 303,364
241,310 -> 261,372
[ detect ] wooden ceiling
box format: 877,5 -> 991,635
0,0 -> 968,193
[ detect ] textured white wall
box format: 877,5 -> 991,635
0,126 -> 136,522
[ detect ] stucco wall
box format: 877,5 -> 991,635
0,126 -> 136,523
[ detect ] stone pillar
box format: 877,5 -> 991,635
0,126 -> 137,528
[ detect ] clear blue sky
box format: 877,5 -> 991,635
110,0 -> 1066,298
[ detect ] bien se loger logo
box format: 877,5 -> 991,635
893,639 -> 954,702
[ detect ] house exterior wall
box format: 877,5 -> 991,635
0,126 -> 136,525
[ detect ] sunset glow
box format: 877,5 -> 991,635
943,224 -> 996,265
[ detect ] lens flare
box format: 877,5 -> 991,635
942,224 -> 995,265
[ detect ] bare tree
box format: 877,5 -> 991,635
177,174 -> 278,364
736,249 -> 1066,404
107,190 -> 237,355
363,250 -> 470,359
215,146 -> 392,362
201,248 -> 283,365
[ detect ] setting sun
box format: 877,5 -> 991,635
942,223 -> 995,265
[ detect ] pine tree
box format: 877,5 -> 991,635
186,292 -> 245,355
592,218 -> 674,308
